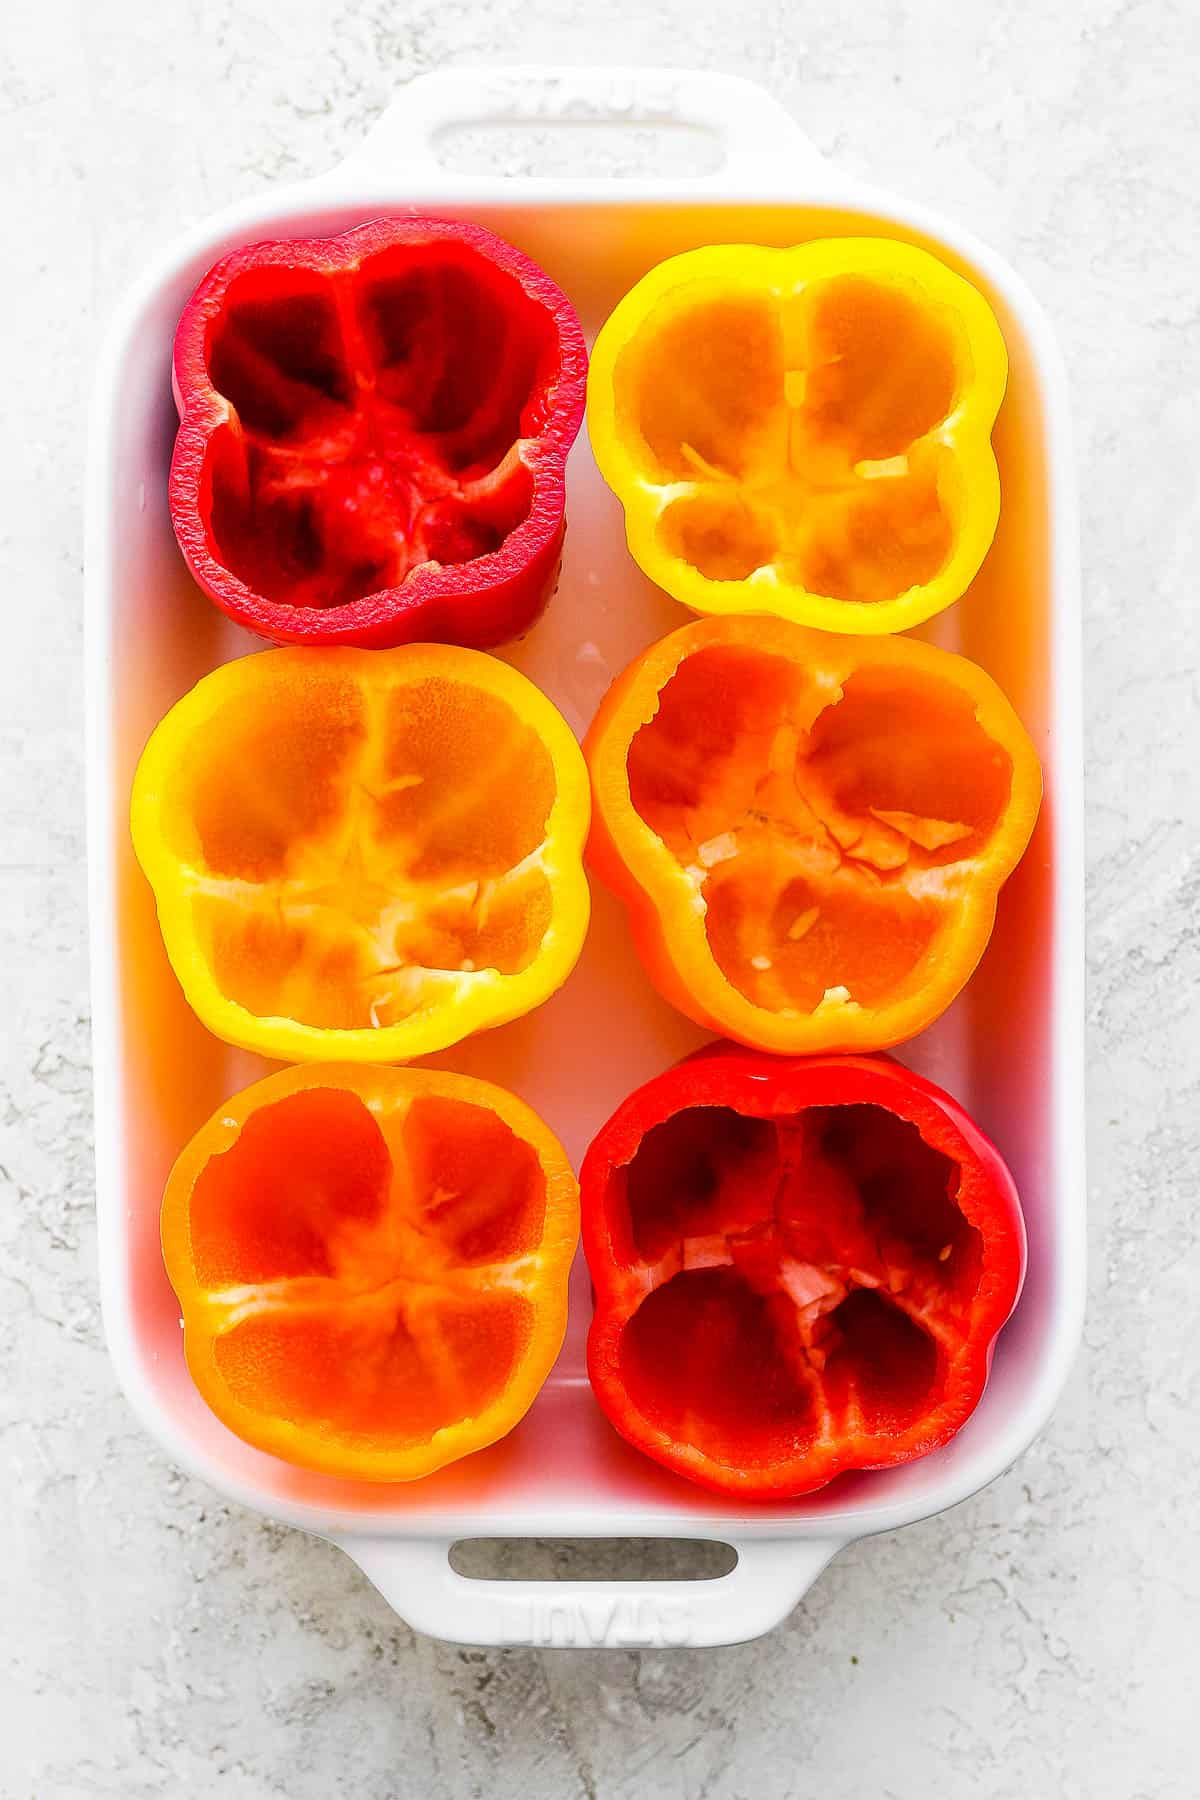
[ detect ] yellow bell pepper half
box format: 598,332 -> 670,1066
131,646 -> 591,1063
587,238 -> 1008,635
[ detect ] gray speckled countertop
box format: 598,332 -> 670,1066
4,2 -> 1197,1794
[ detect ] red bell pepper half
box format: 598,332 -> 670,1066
581,1047 -> 1026,1498
169,217 -> 587,649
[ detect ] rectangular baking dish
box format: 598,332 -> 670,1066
85,67 -> 1084,1649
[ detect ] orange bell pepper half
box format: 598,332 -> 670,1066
585,617 -> 1041,1054
161,1064 -> 579,1480
131,644 -> 590,1062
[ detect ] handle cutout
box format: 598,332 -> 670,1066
448,1536 -> 738,1582
429,120 -> 724,181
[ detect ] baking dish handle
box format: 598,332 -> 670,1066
341,1534 -> 842,1648
335,66 -> 827,190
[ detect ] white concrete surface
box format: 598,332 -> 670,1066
3,1 -> 1197,1794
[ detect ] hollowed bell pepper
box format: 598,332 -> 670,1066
588,238 -> 1006,634
582,1047 -> 1025,1497
585,616 -> 1040,1055
170,217 -> 587,648
164,1063 -> 578,1480
131,644 -> 590,1062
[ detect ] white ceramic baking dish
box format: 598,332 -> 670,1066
85,67 -> 1084,1649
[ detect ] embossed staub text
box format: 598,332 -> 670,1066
497,1594 -> 694,1649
